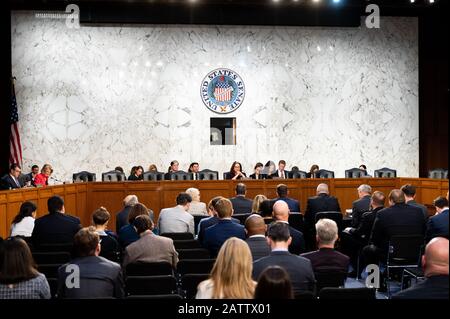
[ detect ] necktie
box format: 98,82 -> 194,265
15,177 -> 20,187
281,171 -> 285,179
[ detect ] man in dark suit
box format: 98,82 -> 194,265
272,200 -> 305,254
203,198 -> 246,257
271,184 -> 300,212
115,194 -> 139,231
426,196 -> 449,242
253,222 -> 315,294
229,183 -> 253,214
245,214 -> 270,261
401,184 -> 429,220
393,237 -> 448,299
0,163 -> 24,190
301,218 -> 349,273
57,227 -> 124,298
351,184 -> 372,228
269,160 -> 290,179
362,189 -> 426,267
32,195 -> 82,248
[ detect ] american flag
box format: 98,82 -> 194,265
9,79 -> 23,167
214,76 -> 234,102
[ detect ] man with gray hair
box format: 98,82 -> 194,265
116,195 -> 139,231
351,184 -> 372,228
304,183 -> 341,250
301,219 -> 349,273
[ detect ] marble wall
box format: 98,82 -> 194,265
11,12 -> 418,180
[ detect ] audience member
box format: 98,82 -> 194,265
0,237 -> 50,299
229,183 -> 253,214
401,184 -> 429,219
251,194 -> 267,214
258,199 -> 274,224
252,222 -> 315,295
254,266 -> 294,299
115,194 -> 139,232
158,192 -> 195,235
186,187 -> 208,216
0,163 -> 24,190
245,214 -> 270,261
123,215 -> 178,268
92,207 -> 120,262
426,196 -> 449,242
351,184 -> 372,228
57,227 -> 124,298
272,184 -> 300,212
10,201 -> 37,238
196,238 -> 256,299
118,203 -> 150,248
33,164 -> 53,187
272,200 -> 305,254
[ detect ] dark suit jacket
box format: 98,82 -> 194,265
287,224 -> 306,255
249,173 -> 268,180
229,196 -> 253,214
272,197 -> 300,213
57,256 -> 124,298
407,200 -> 429,220
197,216 -> 240,244
118,224 -> 140,248
203,219 -> 246,257
350,206 -> 384,242
224,172 -> 247,180
0,174 -> 24,190
393,275 -> 449,299
351,195 -> 371,228
32,212 -> 81,248
246,236 -> 271,261
304,193 -> 341,229
426,209 -> 449,242
370,203 -> 426,251
253,251 -> 315,293
270,170 -> 291,179
301,247 -> 350,273
116,206 -> 132,232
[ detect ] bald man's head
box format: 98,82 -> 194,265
423,237 -> 449,277
245,214 -> 267,237
316,183 -> 329,195
272,200 -> 290,221
388,189 -> 406,205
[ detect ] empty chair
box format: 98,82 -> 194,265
125,261 -> 174,277
198,169 -> 219,180
291,171 -> 308,179
316,169 -> 335,178
125,275 -> 177,296
169,171 -> 192,181
232,213 -> 251,225
181,274 -> 210,299
73,171 -> 96,183
288,213 -> 304,232
374,167 -> 397,178
315,212 -> 343,233
160,232 -> 194,240
101,171 -> 126,182
345,168 -> 366,178
32,251 -> 71,265
318,287 -> 376,300
142,171 -> 165,181
173,239 -> 202,250
178,248 -> 211,260
47,277 -> 58,298
295,290 -> 315,300
428,168 -> 448,179
35,243 -> 73,253
177,259 -> 216,275
314,271 -> 347,293
125,294 -> 183,300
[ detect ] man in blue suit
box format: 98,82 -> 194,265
203,198 -> 246,257
271,184 -> 300,212
426,195 -> 449,242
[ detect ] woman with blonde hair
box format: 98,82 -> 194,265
185,187 -> 208,216
251,194 -> 267,214
196,237 -> 256,299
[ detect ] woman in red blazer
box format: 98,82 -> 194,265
34,164 -> 53,187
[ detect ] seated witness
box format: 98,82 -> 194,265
0,163 -> 24,190
272,184 -> 300,212
426,196 -> 449,242
254,266 -> 294,299
123,215 -> 178,268
196,238 -> 256,299
186,187 -> 208,216
249,162 -> 266,180
128,165 -> 144,181
306,164 -> 319,178
225,161 -> 246,180
393,237 -> 448,299
92,207 -> 120,262
351,184 -> 372,228
115,194 -> 139,232
33,164 -> 53,187
401,184 -> 429,219
158,192 -> 195,235
203,198 -> 246,257
270,160 -> 290,179
245,215 -> 271,261
164,160 -> 180,180
252,222 -> 315,294
57,227 -> 124,299
10,201 -> 37,238
31,195 -> 81,248
0,237 -> 51,299
251,194 -> 267,214
301,219 -> 349,273
272,201 -> 305,254
229,183 -> 253,214
118,203 -> 150,248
